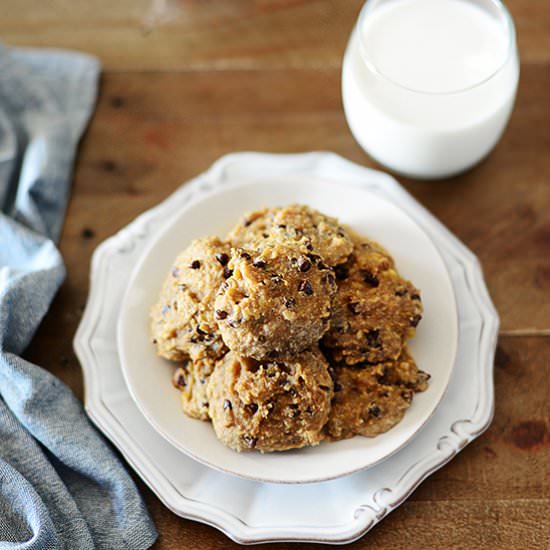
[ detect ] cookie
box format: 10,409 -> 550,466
226,207 -> 273,250
214,244 -> 337,359
207,348 -> 333,452
322,235 -> 423,365
151,236 -> 231,362
324,348 -> 429,440
228,204 -> 353,267
172,357 -> 216,420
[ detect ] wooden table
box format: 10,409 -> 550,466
4,1 -> 549,548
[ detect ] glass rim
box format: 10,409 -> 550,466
356,0 -> 517,96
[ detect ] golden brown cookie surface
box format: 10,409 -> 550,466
322,235 -> 423,365
228,204 -> 353,267
214,244 -> 337,359
172,356 -> 217,420
324,348 -> 429,441
207,348 -> 333,452
151,236 -> 231,362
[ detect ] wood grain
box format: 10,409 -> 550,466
0,0 -> 548,70
13,0 -> 550,547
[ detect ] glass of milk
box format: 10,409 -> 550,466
342,0 -> 519,179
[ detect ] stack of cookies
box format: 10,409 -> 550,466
151,205 -> 429,452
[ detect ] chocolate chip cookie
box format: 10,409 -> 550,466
151,236 -> 231,362
228,204 -> 354,267
214,244 -> 337,359
207,348 -> 333,452
324,347 -> 429,440
322,235 -> 423,365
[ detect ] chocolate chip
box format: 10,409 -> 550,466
334,264 -> 349,280
215,252 -> 229,266
246,403 -> 258,414
243,435 -> 257,448
276,362 -> 292,375
298,280 -> 314,295
262,233 -> 269,238
317,261 -> 329,271
288,404 -> 300,417
277,224 -> 287,229
362,270 -> 379,287
410,314 -> 422,327
298,258 -> 312,272
172,370 -> 186,389
240,251 -> 251,260
253,259 -> 266,268
411,293 -> 421,301
395,289 -> 408,297
190,260 -> 201,269
366,329 -> 381,348
152,339 -> 157,344
223,267 -> 233,279
369,404 -> 381,417
306,243 -> 314,251
223,399 -> 232,411
348,302 -> 360,315
283,297 -> 296,308
376,367 -> 389,385
307,253 -> 322,263
215,309 -> 228,320
243,218 -> 253,227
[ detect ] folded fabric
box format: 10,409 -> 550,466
0,45 -> 157,549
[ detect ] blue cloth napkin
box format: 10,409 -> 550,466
0,46 -> 157,549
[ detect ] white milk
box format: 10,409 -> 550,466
342,0 -> 519,179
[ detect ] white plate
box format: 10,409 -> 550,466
117,176 -> 457,483
75,152 -> 498,543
